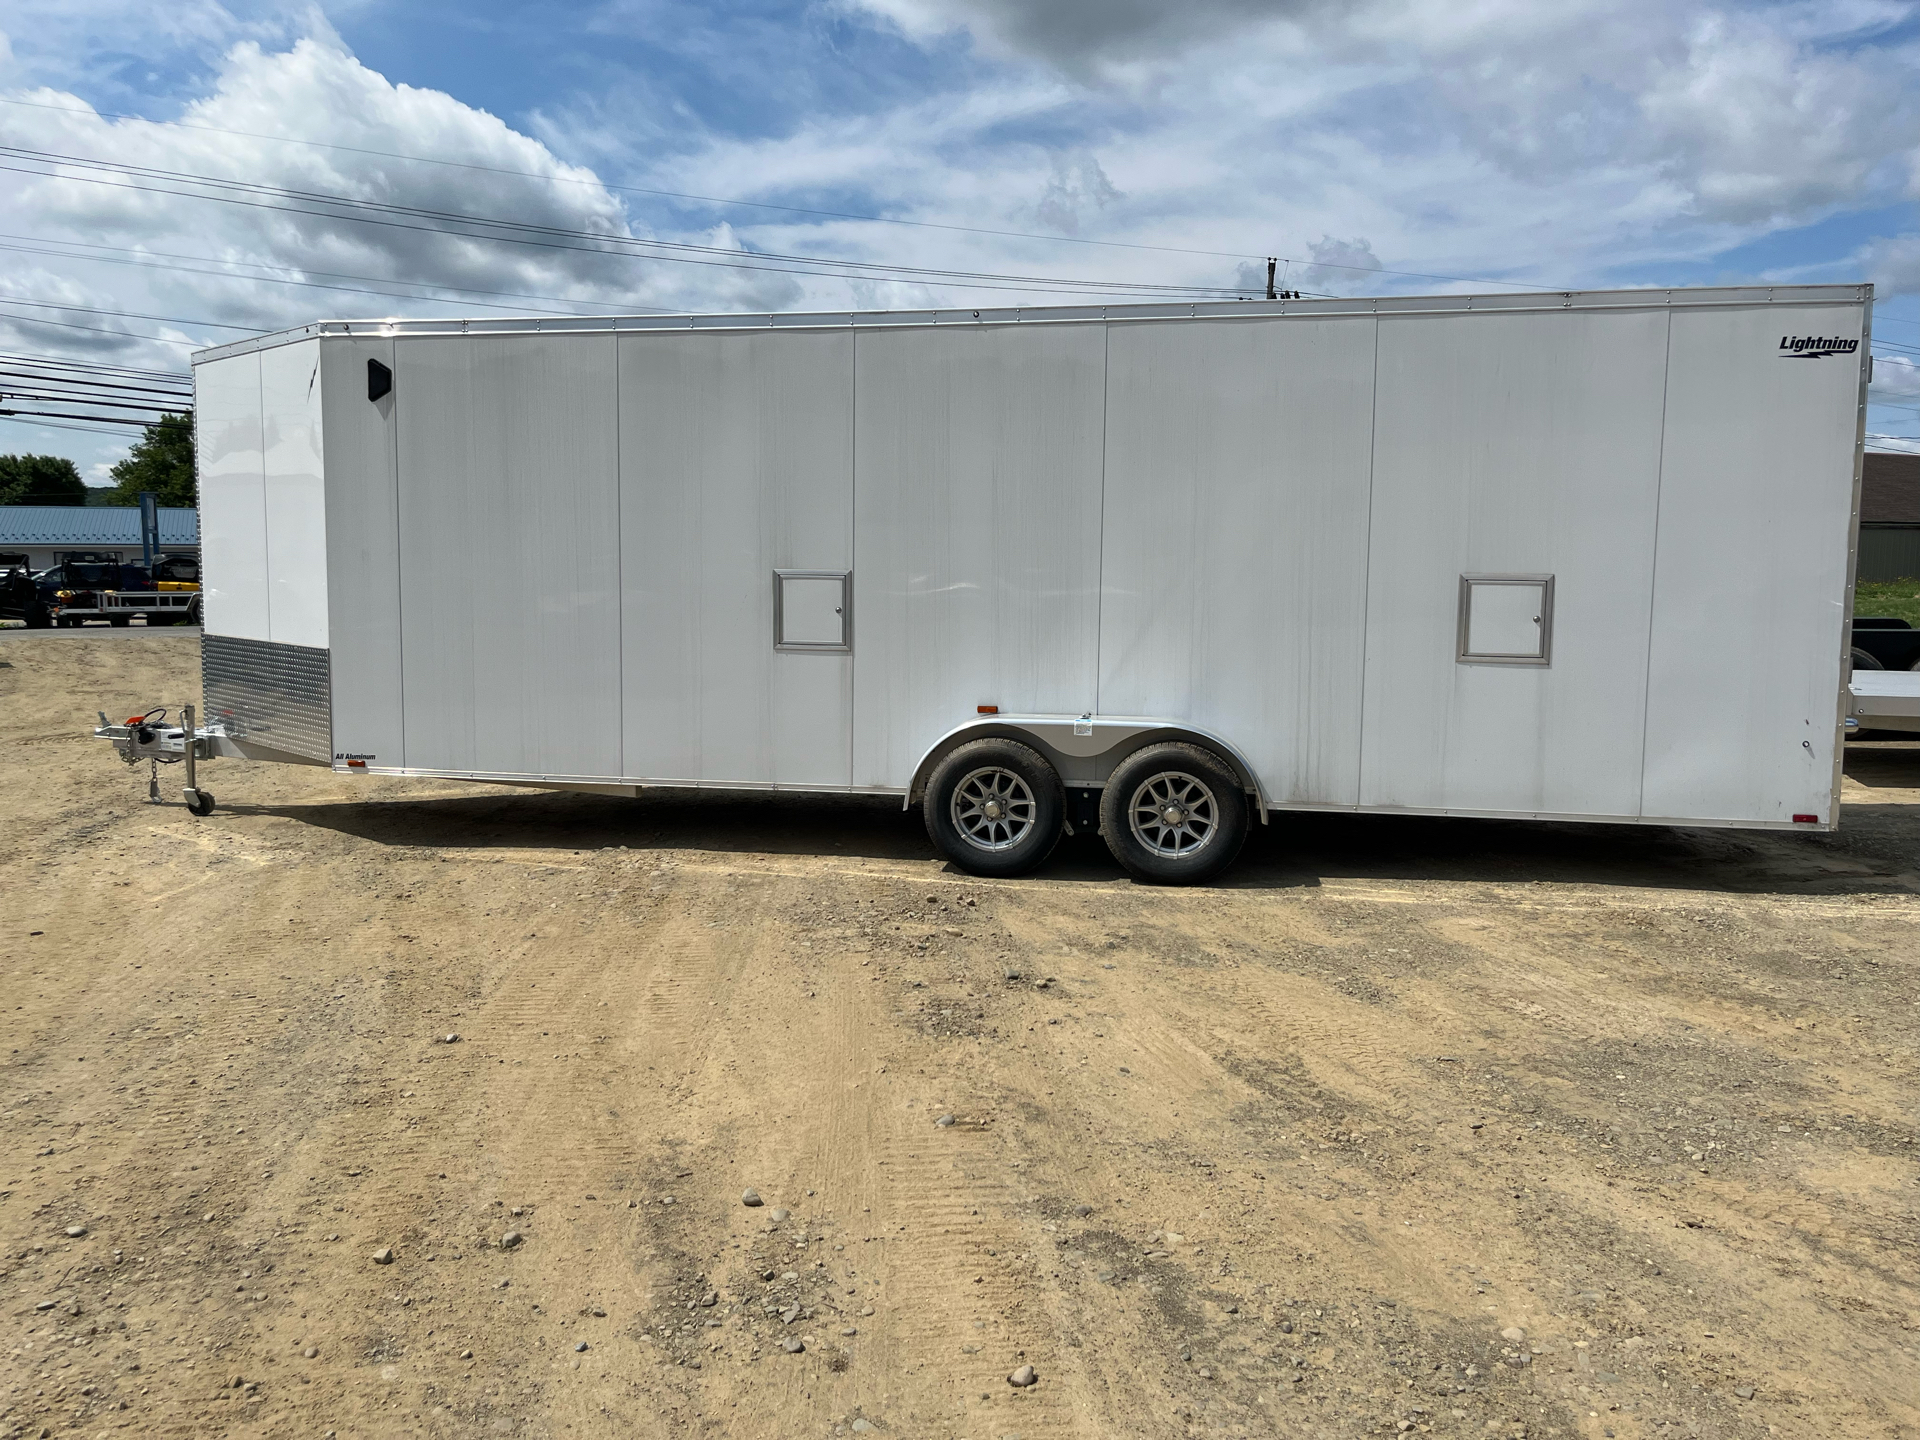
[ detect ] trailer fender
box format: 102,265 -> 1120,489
904,716 -> 1272,823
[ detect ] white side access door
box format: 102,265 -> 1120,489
618,329 -> 855,788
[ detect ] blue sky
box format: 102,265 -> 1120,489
1,0 -> 1918,476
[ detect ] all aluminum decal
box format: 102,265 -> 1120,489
1778,335 -> 1860,358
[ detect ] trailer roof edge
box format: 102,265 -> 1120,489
189,282 -> 1874,365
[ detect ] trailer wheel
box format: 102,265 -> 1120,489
109,616 -> 130,627
24,603 -> 52,629
186,789 -> 216,817
1099,742 -> 1249,885
1850,647 -> 1883,671
924,739 -> 1063,877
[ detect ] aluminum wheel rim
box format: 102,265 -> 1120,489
1128,771 -> 1218,857
951,767 -> 1037,852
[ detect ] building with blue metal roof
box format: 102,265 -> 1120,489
0,507 -> 200,571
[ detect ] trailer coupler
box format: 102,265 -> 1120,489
93,703 -> 218,816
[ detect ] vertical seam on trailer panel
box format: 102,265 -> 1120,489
614,333 -> 625,783
390,339 -> 407,769
847,326 -> 857,789
1635,310 -> 1675,820
1094,320 -> 1111,716
257,353 -> 273,644
1352,315 -> 1382,807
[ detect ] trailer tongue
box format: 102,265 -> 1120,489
95,705 -> 216,815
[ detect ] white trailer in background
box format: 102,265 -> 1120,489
101,284 -> 1872,883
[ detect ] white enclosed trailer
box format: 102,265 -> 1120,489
122,285 -> 1871,881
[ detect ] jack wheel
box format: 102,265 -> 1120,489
186,790 -> 216,817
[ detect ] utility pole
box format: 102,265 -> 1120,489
139,491 -> 158,571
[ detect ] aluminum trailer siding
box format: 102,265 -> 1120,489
185,285 -> 1871,877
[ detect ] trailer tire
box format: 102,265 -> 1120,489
109,615 -> 130,627
1850,647 -> 1883,671
1100,742 -> 1249,886
24,603 -> 52,629
186,790 -> 216,817
923,739 -> 1063,878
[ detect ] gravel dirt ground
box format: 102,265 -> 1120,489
2,629 -> 1917,1440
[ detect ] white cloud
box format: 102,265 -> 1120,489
815,0 -> 1920,292
846,0 -> 1326,70
1033,151 -> 1121,237
1865,232 -> 1920,295
0,33 -> 804,376
1873,352 -> 1920,402
1302,235 -> 1383,292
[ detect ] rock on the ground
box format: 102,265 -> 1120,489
935,1114 -> 956,1127
742,1188 -> 763,1207
500,1231 -> 523,1249
783,1337 -> 805,1353
1009,1364 -> 1038,1387
372,1248 -> 394,1265
64,1225 -> 87,1238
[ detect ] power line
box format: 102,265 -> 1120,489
0,411 -> 148,438
0,390 -> 184,414
0,369 -> 191,400
0,145 -> 1276,300
0,233 -> 659,318
0,350 -> 190,382
0,306 -> 203,347
0,348 -> 189,378
0,92 -> 1539,289
0,295 -> 265,333
0,406 -> 155,428
0,94 -> 1271,263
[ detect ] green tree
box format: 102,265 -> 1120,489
0,453 -> 86,505
107,412 -> 196,507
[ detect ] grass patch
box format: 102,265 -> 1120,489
1855,578 -> 1920,627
